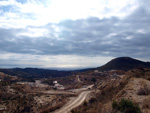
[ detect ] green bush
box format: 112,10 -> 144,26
112,98 -> 141,113
91,78 -> 96,82
112,100 -> 118,109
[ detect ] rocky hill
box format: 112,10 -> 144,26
72,68 -> 150,113
97,57 -> 150,71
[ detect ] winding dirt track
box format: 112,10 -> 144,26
53,91 -> 91,113
43,90 -> 76,95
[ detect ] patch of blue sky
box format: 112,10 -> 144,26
1,6 -> 12,12
16,0 -> 27,4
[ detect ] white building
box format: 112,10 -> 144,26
53,81 -> 65,90
53,81 -> 58,84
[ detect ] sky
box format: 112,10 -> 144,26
0,0 -> 150,69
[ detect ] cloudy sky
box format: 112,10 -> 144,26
0,0 -> 150,69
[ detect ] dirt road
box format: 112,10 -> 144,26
42,90 -> 76,95
53,90 -> 91,113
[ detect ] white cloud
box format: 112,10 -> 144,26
17,27 -> 49,37
0,0 -> 139,29
0,0 -> 17,6
104,0 -> 138,17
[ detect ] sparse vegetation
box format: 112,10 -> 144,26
1,63 -> 150,113
137,84 -> 150,95
142,97 -> 150,109
39,100 -> 66,113
112,98 -> 141,113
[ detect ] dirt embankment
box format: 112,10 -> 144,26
72,68 -> 150,113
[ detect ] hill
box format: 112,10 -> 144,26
72,68 -> 150,113
97,57 -> 150,71
0,68 -> 74,81
0,68 -> 91,81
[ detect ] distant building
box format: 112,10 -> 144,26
53,81 -> 58,84
53,81 -> 65,90
94,70 -> 103,74
94,70 -> 99,73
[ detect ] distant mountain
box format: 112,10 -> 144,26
0,68 -> 75,81
97,57 -> 150,71
0,67 -> 90,81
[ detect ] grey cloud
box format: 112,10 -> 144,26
0,1 -> 150,59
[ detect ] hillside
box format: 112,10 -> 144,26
0,68 -> 74,81
0,67 -> 97,81
72,68 -> 150,113
1,62 -> 150,112
97,57 -> 150,71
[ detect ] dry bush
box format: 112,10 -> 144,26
71,99 -> 103,113
39,100 -> 66,113
3,94 -> 36,113
129,68 -> 150,81
142,97 -> 150,109
137,85 -> 150,95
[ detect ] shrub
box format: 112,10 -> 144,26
83,101 -> 88,106
137,85 -> 150,95
112,98 -> 141,113
91,78 -> 96,82
112,100 -> 118,110
89,98 -> 97,104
